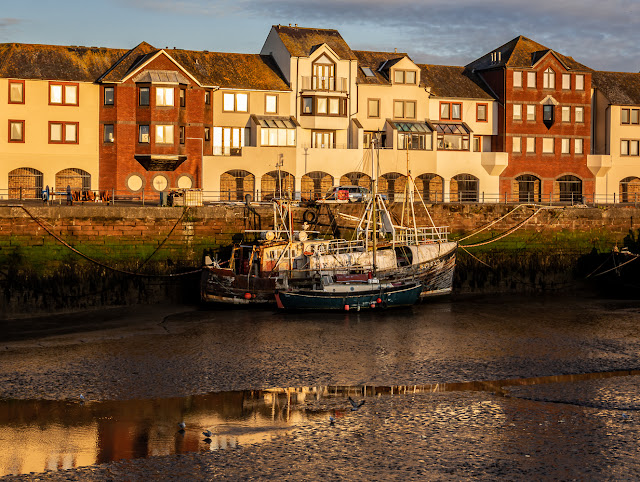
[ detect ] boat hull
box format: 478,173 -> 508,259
275,282 -> 423,311
200,267 -> 277,305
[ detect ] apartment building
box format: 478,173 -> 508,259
1,27 -> 638,204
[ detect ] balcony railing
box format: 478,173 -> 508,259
300,76 -> 348,92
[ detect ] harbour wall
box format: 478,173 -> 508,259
0,203 -> 637,316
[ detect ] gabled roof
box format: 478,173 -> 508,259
167,50 -> 290,90
98,41 -> 158,83
592,71 -> 640,105
353,50 -> 409,84
467,36 -> 592,72
419,64 -> 493,100
272,25 -> 357,60
0,43 -> 129,82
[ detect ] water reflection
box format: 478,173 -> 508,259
1,370 -> 639,477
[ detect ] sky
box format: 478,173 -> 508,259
1,0 -> 639,72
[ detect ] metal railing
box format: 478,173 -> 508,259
394,226 -> 451,245
1,188 -> 639,207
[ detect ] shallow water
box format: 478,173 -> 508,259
1,296 -> 640,479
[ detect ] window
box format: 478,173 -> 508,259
398,132 -> 432,150
9,120 -> 24,142
265,94 -> 278,114
329,97 -> 340,115
395,100 -> 416,119
394,70 -> 416,84
179,126 -> 185,144
49,82 -> 78,105
313,58 -> 335,90
312,130 -> 335,149
575,138 -> 584,155
543,105 -> 554,126
632,109 -> 640,124
139,125 -> 150,143
473,136 -> 481,152
139,87 -> 150,106
562,74 -> 571,90
576,74 -> 584,91
575,106 -> 584,123
440,102 -> 450,120
179,88 -> 186,108
103,124 -> 114,143
543,68 -> 555,89
317,97 -> 327,114
512,136 -> 521,153
621,140 -> 640,156
562,106 -> 571,122
526,137 -> 535,153
302,97 -> 313,114
49,122 -> 78,143
368,99 -> 380,118
622,108 -> 630,124
513,104 -> 522,121
104,86 -> 114,105
476,103 -> 487,122
527,72 -> 536,88
223,92 -> 248,112
155,125 -> 174,144
362,67 -> 376,77
542,137 -> 554,153
526,104 -> 536,121
204,127 -> 210,142
213,126 -> 244,155
513,71 -> 522,87
451,103 -> 461,120
561,138 -> 570,154
156,87 -> 174,107
260,121 -> 296,147
9,81 -> 24,104
439,102 -> 460,120
204,90 -> 211,105
436,123 -> 470,150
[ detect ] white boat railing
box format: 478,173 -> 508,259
393,226 -> 450,245
321,239 -> 366,255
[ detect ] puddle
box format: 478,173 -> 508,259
1,369 -> 639,477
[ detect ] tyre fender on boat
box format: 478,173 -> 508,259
303,209 -> 318,224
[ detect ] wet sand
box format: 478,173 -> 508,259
2,295 -> 640,480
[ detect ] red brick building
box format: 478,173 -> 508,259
467,36 -> 593,202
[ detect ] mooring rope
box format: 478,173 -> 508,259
588,253 -> 640,278
459,206 -> 548,248
12,205 -> 202,278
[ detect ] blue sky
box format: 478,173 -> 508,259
1,0 -> 639,72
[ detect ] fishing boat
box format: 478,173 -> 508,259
200,141 -> 457,306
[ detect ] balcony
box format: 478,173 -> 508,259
300,76 -> 348,93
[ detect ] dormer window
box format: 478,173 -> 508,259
543,104 -> 554,128
394,70 -> 416,84
312,55 -> 335,91
543,68 -> 556,89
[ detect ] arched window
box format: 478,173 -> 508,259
514,174 -> 541,202
415,174 -> 444,202
543,68 -> 556,89
378,172 -> 406,202
8,167 -> 43,199
261,170 -> 295,201
301,171 -> 333,200
450,174 -> 479,202
220,170 -> 255,201
55,168 -> 91,192
340,172 -> 371,190
556,175 -> 582,203
620,176 -> 640,203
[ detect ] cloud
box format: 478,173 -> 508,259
242,0 -> 640,71
0,18 -> 21,28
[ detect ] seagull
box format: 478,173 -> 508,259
348,396 -> 365,411
79,394 -> 85,403
329,416 -> 335,426
178,422 -> 186,433
202,429 -> 213,438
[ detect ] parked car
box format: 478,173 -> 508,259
322,185 -> 371,203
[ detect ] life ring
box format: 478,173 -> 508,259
303,209 -> 318,224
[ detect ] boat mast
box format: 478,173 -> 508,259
372,138 -> 378,276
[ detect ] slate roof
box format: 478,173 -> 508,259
592,71 -> 640,105
0,43 -> 129,82
353,50 -> 409,84
467,36 -> 592,72
98,41 -> 158,82
166,50 -> 290,90
272,25 -> 357,60
419,64 -> 493,100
